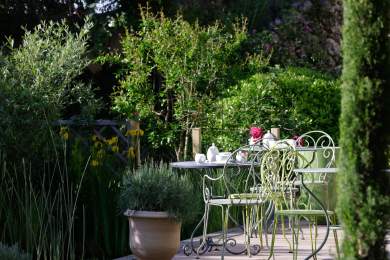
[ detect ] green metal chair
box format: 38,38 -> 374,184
262,135 -> 339,260
294,131 -> 340,259
195,142 -> 268,259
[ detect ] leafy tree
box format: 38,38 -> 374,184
0,20 -> 100,161
107,8 -> 250,160
338,0 -> 390,258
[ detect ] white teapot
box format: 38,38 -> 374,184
207,143 -> 219,162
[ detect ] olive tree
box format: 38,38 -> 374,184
0,20 -> 100,161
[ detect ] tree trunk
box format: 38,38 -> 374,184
338,1 -> 390,259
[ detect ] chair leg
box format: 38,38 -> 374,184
309,219 -> 314,257
333,229 -> 341,259
281,215 -> 292,253
314,217 -> 318,260
292,216 -> 299,260
246,206 -> 253,257
268,215 -> 278,260
256,205 -> 264,248
196,204 -> 210,258
331,215 -> 341,259
220,206 -> 229,260
291,216 -> 296,260
309,217 -> 318,260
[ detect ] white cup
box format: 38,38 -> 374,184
195,153 -> 206,163
268,140 -> 277,148
236,151 -> 248,163
286,139 -> 296,148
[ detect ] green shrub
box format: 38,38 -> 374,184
119,162 -> 198,223
69,138 -> 130,258
102,8 -> 269,160
338,0 -> 390,258
0,243 -> 31,260
0,20 -> 100,162
202,66 -> 340,150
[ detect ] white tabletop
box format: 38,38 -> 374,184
170,161 -> 226,169
293,168 -> 338,174
242,145 -> 339,152
170,161 -> 255,169
293,168 -> 390,174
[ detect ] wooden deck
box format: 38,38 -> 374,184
116,224 -> 340,260
116,225 -> 390,260
175,225 -> 340,260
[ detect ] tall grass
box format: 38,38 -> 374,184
0,148 -> 89,260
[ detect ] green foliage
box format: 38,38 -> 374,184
0,20 -> 100,161
119,162 -> 198,222
338,0 -> 390,258
69,138 -> 129,258
266,0 -> 342,74
0,148 -> 84,260
105,8 -> 262,160
202,67 -> 340,151
0,243 -> 31,260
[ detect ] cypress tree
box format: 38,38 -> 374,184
338,0 -> 390,259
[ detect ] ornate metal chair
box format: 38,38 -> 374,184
193,142 -> 269,259
262,133 -> 339,260
293,130 -> 340,259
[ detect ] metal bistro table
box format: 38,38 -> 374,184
292,167 -> 337,259
170,161 -> 227,170
170,160 -> 256,256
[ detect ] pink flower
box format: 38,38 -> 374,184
250,127 -> 264,139
292,135 -> 304,146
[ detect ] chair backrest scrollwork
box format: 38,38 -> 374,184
260,140 -> 298,208
295,130 -> 336,169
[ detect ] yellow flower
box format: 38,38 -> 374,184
60,127 -> 69,140
93,141 -> 102,148
107,136 -> 118,145
127,147 -> 135,158
112,145 -> 119,153
97,149 -> 105,159
125,129 -> 144,136
91,159 -> 99,167
125,130 -> 135,136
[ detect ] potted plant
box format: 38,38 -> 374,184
119,162 -> 196,260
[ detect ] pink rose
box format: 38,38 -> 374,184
250,127 -> 264,139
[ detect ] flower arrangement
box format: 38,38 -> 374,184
292,134 -> 305,147
249,126 -> 264,145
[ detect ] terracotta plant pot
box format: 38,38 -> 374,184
124,210 -> 181,260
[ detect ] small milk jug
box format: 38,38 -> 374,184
207,143 -> 219,162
